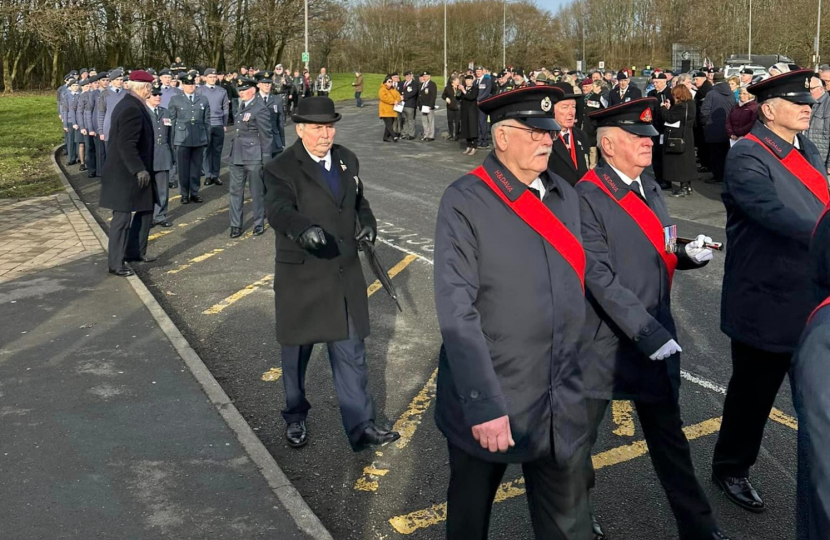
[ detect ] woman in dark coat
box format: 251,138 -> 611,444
442,75 -> 462,141
660,84 -> 697,197
726,86 -> 758,140
458,74 -> 479,155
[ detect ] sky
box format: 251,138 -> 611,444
531,0 -> 571,14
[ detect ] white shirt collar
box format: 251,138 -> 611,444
794,136 -> 801,150
304,146 -> 332,171
529,177 -> 546,201
608,164 -> 646,198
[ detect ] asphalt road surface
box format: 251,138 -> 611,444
64,102 -> 798,540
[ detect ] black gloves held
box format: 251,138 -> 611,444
136,170 -> 151,189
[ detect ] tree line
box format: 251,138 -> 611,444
1,0 -> 826,92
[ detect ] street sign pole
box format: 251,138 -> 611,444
304,0 -> 309,70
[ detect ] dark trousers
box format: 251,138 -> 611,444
586,398 -> 717,540
85,134 -> 97,176
95,137 -> 106,175
382,117 -> 397,141
712,340 -> 792,478
652,139 -> 665,183
108,210 -> 152,269
694,126 -> 709,169
66,129 -> 78,163
355,91 -> 363,107
447,443 -> 592,540
177,145 -> 204,198
280,315 -> 375,446
477,109 -> 490,145
153,171 -> 170,224
228,162 -> 265,229
707,141 -> 730,182
447,109 -> 460,139
204,126 -> 224,179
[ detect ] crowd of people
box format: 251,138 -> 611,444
54,57 -> 830,540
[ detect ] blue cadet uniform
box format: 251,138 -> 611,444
147,83 -> 174,227
97,69 -> 126,144
576,98 -> 729,540
167,72 -> 210,203
712,70 -> 830,513
196,68 -> 229,185
255,70 -> 285,156
434,86 -> 592,540
228,77 -> 273,237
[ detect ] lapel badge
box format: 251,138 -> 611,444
541,96 -> 552,112
340,160 -> 347,171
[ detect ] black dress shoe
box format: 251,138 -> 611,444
124,255 -> 157,263
180,197 -> 190,204
286,421 -> 308,448
213,178 -> 223,186
710,530 -> 738,540
191,195 -> 204,203
79,164 -> 87,171
591,513 -> 606,539
712,474 -> 765,513
352,422 -> 401,452
108,266 -> 134,277
169,182 -> 178,189
697,166 -> 710,173
253,225 -> 265,236
204,177 -> 215,186
230,227 -> 242,238
88,173 -> 96,178
155,220 -> 173,228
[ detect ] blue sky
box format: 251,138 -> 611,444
532,0 -> 570,14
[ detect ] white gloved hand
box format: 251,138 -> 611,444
649,339 -> 683,361
685,234 -> 714,264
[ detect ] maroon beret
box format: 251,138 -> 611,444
129,70 -> 154,83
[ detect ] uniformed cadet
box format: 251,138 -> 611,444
262,97 -> 400,452
57,73 -> 72,121
75,80 -> 91,171
434,86 -> 592,540
197,68 -> 229,186
61,79 -> 81,165
168,72 -> 210,204
647,73 -> 673,189
158,68 -> 181,108
711,70 -> 830,514
256,70 -> 285,157
227,77 -> 273,238
97,69 -> 126,149
147,83 -> 174,228
548,82 -> 590,186
92,73 -> 110,174
82,75 -> 100,177
576,97 -> 733,540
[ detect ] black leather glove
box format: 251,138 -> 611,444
136,170 -> 151,189
355,225 -> 376,244
297,226 -> 327,251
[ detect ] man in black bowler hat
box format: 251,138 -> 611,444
712,70 -> 829,515
576,97 -> 733,540
262,97 -> 400,452
434,85 -> 592,540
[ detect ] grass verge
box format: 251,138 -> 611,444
0,92 -> 65,199
329,73 -> 445,103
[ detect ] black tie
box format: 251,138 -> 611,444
189,94 -> 193,103
631,180 -> 645,201
528,187 -> 541,200
263,95 -> 268,104
562,131 -> 570,147
154,108 -> 159,120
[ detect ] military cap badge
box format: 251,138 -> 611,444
541,96 -> 552,112
639,108 -> 652,123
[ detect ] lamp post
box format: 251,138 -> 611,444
816,0 -> 823,68
748,0 -> 752,60
444,0 -> 448,83
502,0 -> 506,69
304,0 -> 309,70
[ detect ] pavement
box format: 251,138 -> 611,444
0,152 -> 330,539
50,102 -> 799,540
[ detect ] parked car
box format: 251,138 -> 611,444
724,64 -> 767,79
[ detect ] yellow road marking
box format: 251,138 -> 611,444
147,204 -> 235,242
388,416 -> 723,535
354,369 -> 438,492
202,274 -> 274,315
367,254 -> 418,297
261,367 -> 283,382
167,248 -> 225,274
612,400 -> 635,437
770,407 -> 798,430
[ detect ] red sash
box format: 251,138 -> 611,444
808,296 -> 830,325
579,170 -> 678,286
745,133 -> 830,206
471,166 -> 586,291
560,129 -> 578,169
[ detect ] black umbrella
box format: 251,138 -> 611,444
359,239 -> 403,312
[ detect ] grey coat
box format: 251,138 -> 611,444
806,91 -> 830,170
83,89 -> 100,133
168,93 -> 210,147
149,106 -> 174,172
98,88 -> 127,141
230,96 -> 273,165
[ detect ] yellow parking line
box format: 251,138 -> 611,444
147,204 -> 234,242
167,248 -> 225,274
770,407 -> 798,430
612,400 -> 635,437
354,368 -> 438,492
387,416 -> 723,535
367,254 -> 418,297
202,274 -> 274,315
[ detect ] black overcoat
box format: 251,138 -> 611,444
434,152 -> 589,465
459,84 -> 479,140
548,127 -> 590,186
263,140 -> 376,346
661,100 -> 697,184
721,122 -> 826,353
576,163 -> 705,402
99,92 -> 157,213
608,84 -> 642,106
